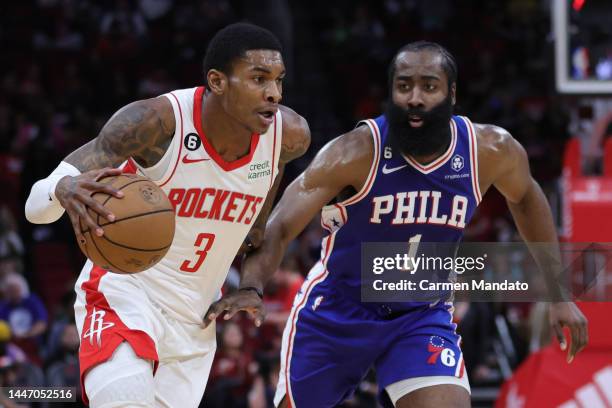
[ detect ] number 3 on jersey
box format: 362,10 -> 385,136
180,233 -> 215,273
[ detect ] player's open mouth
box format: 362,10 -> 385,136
257,110 -> 275,125
408,115 -> 424,128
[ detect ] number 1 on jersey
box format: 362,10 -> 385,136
180,233 -> 215,273
405,233 -> 422,273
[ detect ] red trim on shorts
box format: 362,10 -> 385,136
79,266 -> 159,405
159,92 -> 184,187
192,86 -> 261,171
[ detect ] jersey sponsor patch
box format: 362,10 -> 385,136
247,159 -> 272,181
451,154 -> 465,172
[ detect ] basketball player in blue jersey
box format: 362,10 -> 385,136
207,42 -> 588,407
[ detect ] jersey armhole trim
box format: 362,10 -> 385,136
336,119 -> 381,207
158,92 -> 183,187
462,116 -> 482,203
122,93 -> 182,187
269,111 -> 282,189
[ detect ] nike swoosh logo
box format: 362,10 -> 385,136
382,163 -> 408,174
182,155 -> 209,164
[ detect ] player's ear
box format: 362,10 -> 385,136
207,69 -> 227,95
450,82 -> 457,105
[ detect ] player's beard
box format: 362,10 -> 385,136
385,94 -> 454,157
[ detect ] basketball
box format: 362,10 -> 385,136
77,174 -> 176,274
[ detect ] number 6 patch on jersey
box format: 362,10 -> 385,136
184,133 -> 201,151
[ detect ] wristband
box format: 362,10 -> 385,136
239,286 -> 263,299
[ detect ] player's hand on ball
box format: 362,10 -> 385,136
204,289 -> 265,328
549,302 -> 588,363
55,167 -> 124,245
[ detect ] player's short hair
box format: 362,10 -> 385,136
203,23 -> 283,86
388,41 -> 457,89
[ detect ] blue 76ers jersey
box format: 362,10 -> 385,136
316,114 -> 482,311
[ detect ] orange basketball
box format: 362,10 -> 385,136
77,174 -> 175,274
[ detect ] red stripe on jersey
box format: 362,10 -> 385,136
159,92 -> 184,187
320,217 -> 332,232
193,86 -> 261,172
270,114 -> 278,189
78,266 -> 158,404
334,203 -> 347,224
123,158 -> 138,174
466,119 -> 482,202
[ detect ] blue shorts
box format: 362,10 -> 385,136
275,265 -> 466,408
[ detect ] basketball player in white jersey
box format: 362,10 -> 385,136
24,23 -> 310,407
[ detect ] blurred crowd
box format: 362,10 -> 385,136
0,0 -> 601,407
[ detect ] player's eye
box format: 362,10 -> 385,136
425,84 -> 437,91
253,76 -> 264,84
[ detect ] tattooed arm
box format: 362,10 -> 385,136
29,96 -> 175,244
64,97 -> 174,170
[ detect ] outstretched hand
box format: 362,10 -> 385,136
549,302 -> 588,363
204,289 -> 265,328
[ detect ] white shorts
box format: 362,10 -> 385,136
75,263 -> 217,407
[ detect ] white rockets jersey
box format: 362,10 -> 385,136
77,86 -> 283,324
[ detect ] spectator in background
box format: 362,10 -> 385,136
0,355 -> 27,408
0,206 -> 24,261
585,109 -> 612,173
258,257 -> 304,351
46,322 -> 83,406
247,356 -> 281,408
206,322 -> 257,408
100,0 -> 147,39
0,273 -> 48,365
0,320 -> 27,368
0,319 -> 43,407
0,257 -> 24,283
43,290 -> 76,363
